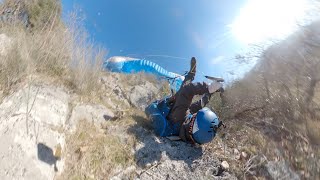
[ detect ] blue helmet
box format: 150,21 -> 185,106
192,107 -> 220,144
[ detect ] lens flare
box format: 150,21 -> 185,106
231,0 -> 308,44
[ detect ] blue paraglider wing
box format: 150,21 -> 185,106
104,56 -> 184,92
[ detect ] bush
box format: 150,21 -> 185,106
26,0 -> 62,29
212,21 -> 320,179
0,3 -> 107,97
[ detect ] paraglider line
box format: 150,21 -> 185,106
127,54 -> 189,61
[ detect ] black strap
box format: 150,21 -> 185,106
186,114 -> 197,144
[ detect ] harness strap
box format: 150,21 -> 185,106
186,114 -> 197,144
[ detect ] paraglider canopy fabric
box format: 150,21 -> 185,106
104,56 -> 184,92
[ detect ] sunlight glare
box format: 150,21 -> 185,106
231,0 -> 308,44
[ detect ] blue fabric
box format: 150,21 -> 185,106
104,58 -> 184,92
145,97 -> 180,137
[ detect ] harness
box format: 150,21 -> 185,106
186,114 -> 197,144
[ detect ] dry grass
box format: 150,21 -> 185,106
205,121 -> 272,179
214,21 -> 320,144
59,120 -> 134,180
206,21 -> 320,179
59,109 -> 149,179
306,119 -> 320,144
25,0 -> 62,29
0,2 -> 106,99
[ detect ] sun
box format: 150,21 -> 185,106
231,0 -> 308,44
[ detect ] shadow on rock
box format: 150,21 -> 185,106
128,115 -> 203,168
37,143 -> 58,172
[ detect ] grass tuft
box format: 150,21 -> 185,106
59,120 -> 134,180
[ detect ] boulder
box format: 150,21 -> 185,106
67,104 -> 114,132
0,84 -> 69,180
128,81 -> 159,110
265,161 -> 300,180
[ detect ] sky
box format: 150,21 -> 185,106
61,0 -> 315,82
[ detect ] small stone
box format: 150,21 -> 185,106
146,163 -> 152,168
80,146 -> 89,152
241,152 -> 248,160
305,173 -> 310,179
152,160 -> 158,166
235,154 -> 241,160
54,143 -> 62,160
89,174 -> 95,179
221,161 -> 229,171
234,149 -> 239,155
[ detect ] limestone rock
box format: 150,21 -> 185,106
68,104 -> 114,132
241,151 -> 248,160
131,126 -> 236,179
221,161 -> 230,171
100,74 -> 130,108
265,161 -> 300,180
0,84 -> 69,180
128,81 -> 159,110
101,73 -> 161,110
234,149 -> 241,160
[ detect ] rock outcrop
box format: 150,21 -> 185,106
0,73 -> 236,180
0,84 -> 69,179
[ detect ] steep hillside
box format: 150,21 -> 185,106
1,0 -> 319,180
0,72 -> 238,179
0,1 -> 237,179
217,20 -> 320,179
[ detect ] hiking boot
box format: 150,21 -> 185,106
189,57 -> 197,74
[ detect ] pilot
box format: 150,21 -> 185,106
166,57 -> 224,144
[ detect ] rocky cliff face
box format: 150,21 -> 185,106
0,73 -> 237,180
0,32 -> 308,179
1,0 -> 316,179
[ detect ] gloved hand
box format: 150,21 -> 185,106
208,81 -> 223,93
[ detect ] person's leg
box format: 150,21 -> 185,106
189,93 -> 211,114
169,57 -> 196,103
180,57 -> 197,86
167,82 -> 209,123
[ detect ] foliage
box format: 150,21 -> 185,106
211,20 -> 320,179
26,0 -> 62,29
0,9 -> 106,98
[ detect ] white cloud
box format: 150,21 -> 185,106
211,56 -> 225,65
